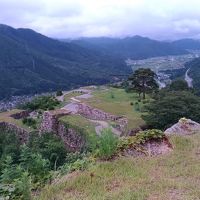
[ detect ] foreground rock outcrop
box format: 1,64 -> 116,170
121,137 -> 172,157
165,118 -> 200,135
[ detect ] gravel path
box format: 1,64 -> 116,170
89,119 -> 121,136
63,103 -> 79,114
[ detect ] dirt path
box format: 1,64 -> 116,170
56,88 -> 92,102
56,91 -> 71,102
89,119 -> 121,136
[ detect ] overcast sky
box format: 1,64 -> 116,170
1,0 -> 200,40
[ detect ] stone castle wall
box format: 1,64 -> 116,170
57,124 -> 84,152
10,110 -> 30,119
0,121 -> 29,143
77,103 -> 128,132
40,110 -> 84,151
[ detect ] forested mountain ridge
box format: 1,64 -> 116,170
172,38 -> 200,50
71,36 -> 188,60
0,24 -> 131,99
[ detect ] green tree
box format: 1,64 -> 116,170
28,132 -> 67,169
169,79 -> 189,91
14,172 -> 32,200
56,90 -> 63,96
19,145 -> 50,184
0,129 -> 21,169
142,91 -> 200,129
128,68 -> 158,99
0,156 -> 23,184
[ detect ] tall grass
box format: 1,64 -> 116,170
97,128 -> 119,160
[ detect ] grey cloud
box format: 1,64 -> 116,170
0,0 -> 200,40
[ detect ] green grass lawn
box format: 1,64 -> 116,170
0,109 -> 33,131
83,87 -> 147,130
35,133 -> 200,200
0,109 -> 41,131
60,114 -> 96,136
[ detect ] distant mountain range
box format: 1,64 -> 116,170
1,24 -> 200,99
70,36 -> 188,60
172,39 -> 200,50
0,24 -> 131,99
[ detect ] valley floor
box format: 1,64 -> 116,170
36,134 -> 200,200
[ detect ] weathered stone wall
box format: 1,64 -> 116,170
40,112 -> 58,133
76,103 -> 128,132
0,122 -> 29,143
77,103 -> 120,121
57,124 -> 84,152
10,110 -> 30,119
40,110 -> 85,151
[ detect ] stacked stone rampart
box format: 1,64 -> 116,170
76,103 -> 128,132
0,121 -> 29,143
40,110 -> 84,151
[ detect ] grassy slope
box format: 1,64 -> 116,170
83,87 -> 146,130
60,115 -> 96,135
36,134 -> 200,200
0,109 -> 35,131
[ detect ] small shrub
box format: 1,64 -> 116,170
13,172 -> 32,200
118,129 -> 164,150
130,102 -> 134,106
22,96 -> 60,111
110,92 -> 115,99
70,158 -> 89,171
22,118 -> 37,128
0,156 -> 31,200
28,132 -> 68,170
136,129 -> 164,143
96,128 -> 119,160
56,90 -> 63,96
134,102 -> 140,111
59,157 -> 90,175
48,106 -> 55,110
142,99 -> 150,104
65,152 -> 84,164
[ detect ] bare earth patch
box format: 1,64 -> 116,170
105,179 -> 121,192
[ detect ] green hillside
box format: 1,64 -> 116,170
0,24 -> 131,99
37,134 -> 200,200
